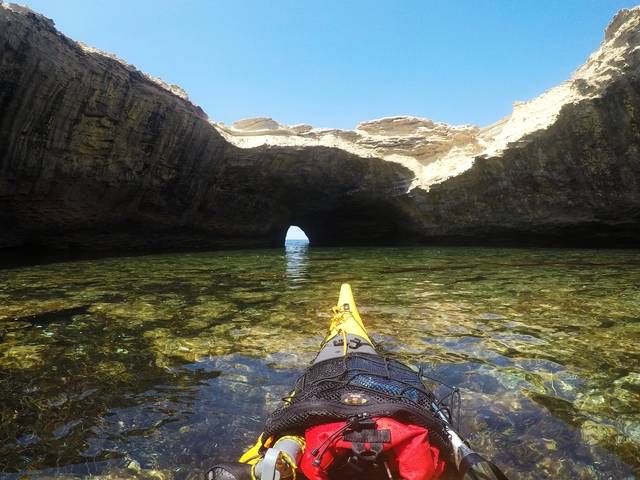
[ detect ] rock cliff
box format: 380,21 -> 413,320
1,3 -> 639,250
0,3 -> 414,250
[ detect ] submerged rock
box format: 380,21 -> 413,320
0,4 -> 639,250
8,305 -> 90,326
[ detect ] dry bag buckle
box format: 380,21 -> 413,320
344,417 -> 390,464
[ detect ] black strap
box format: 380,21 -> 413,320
351,441 -> 385,461
345,428 -> 391,463
458,453 -> 510,480
343,428 -> 391,443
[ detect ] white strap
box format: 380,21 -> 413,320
260,448 -> 281,480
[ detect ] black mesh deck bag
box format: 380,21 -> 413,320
263,353 -> 453,459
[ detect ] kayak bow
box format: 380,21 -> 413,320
208,284 -> 508,480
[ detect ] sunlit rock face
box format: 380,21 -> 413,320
219,7 -> 640,195
0,3 -> 639,250
216,116 -> 483,188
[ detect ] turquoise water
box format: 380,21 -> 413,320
0,243 -> 639,479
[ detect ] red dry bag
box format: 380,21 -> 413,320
300,417 -> 445,480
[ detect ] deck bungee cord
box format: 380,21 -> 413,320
208,284 -> 509,480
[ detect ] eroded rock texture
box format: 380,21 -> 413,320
0,4 -> 414,250
0,3 -> 639,250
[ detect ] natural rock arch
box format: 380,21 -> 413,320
1,4 -> 639,252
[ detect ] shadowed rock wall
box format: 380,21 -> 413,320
0,4 -> 415,251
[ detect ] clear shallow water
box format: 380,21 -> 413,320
0,243 -> 639,479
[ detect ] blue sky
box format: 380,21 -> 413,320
24,0 -> 637,130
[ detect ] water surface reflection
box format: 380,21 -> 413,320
284,240 -> 309,286
0,247 -> 638,479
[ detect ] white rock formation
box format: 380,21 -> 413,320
215,6 -> 640,190
215,116 -> 482,189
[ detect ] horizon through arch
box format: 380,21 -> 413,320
285,225 -> 309,243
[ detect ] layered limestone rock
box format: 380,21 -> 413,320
216,116 -> 482,187
0,3 -> 639,250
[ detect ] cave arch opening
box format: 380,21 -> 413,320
284,225 -> 309,245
